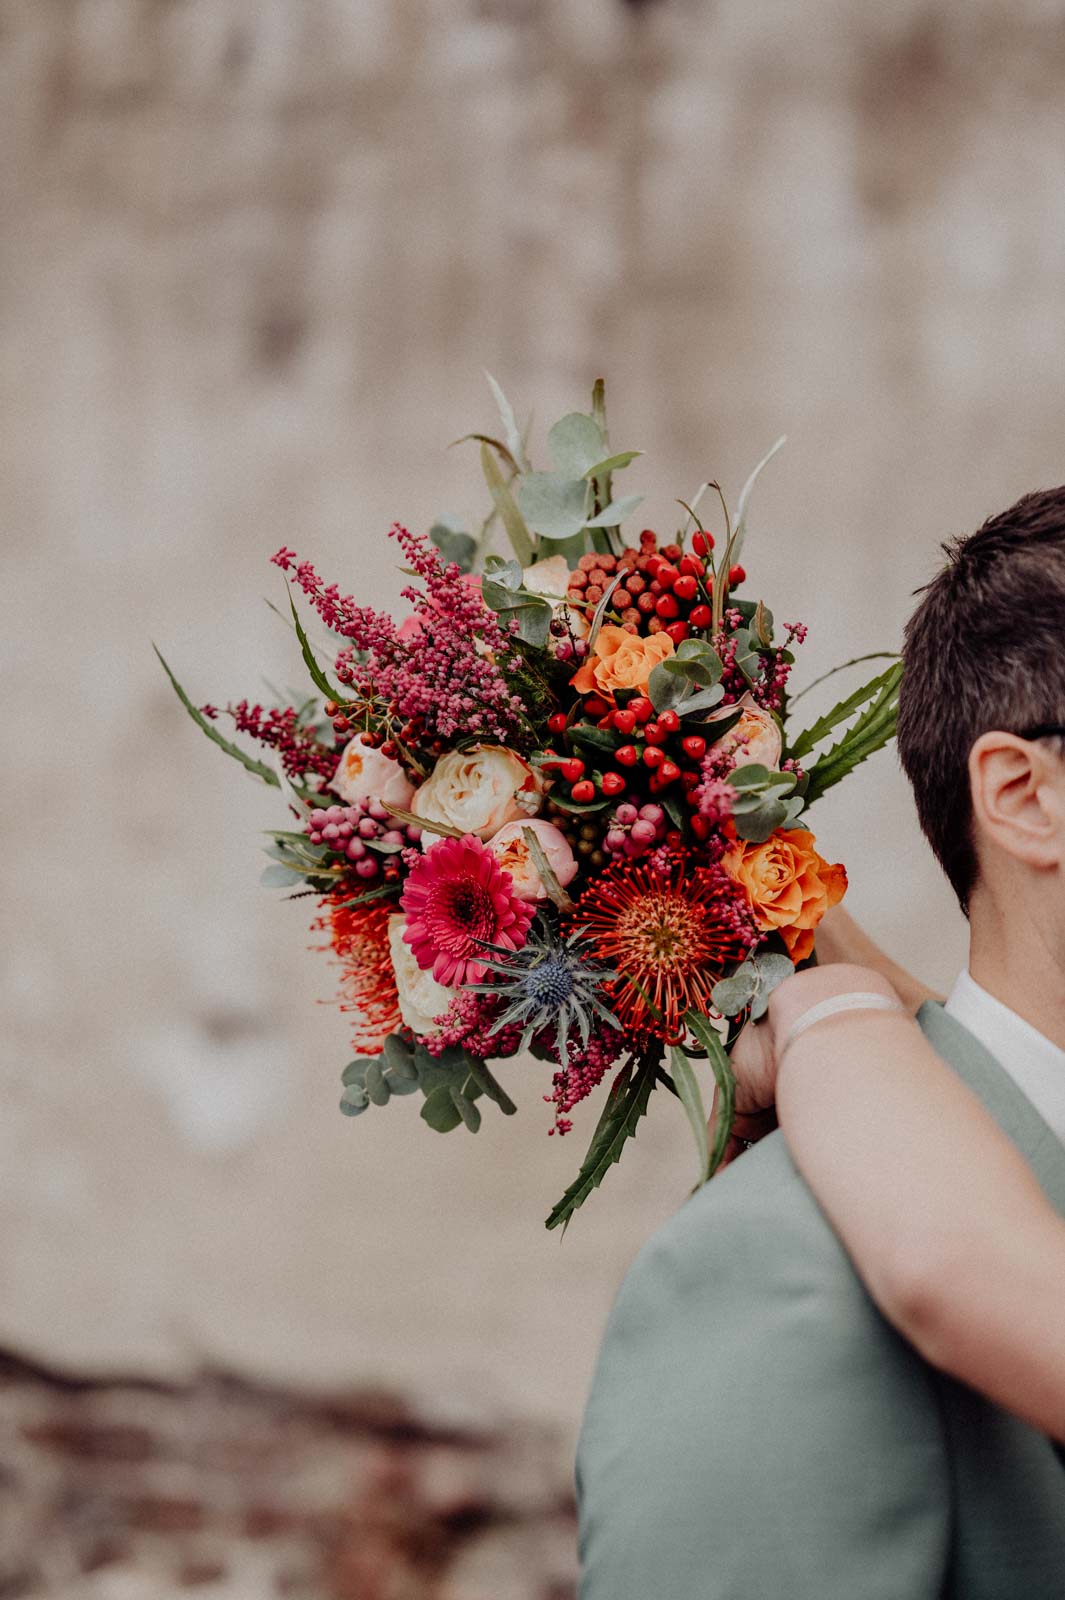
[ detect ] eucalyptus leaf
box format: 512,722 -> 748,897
339,1087 -> 369,1117
731,627 -> 762,683
260,862 -> 309,888
450,1087 -> 482,1133
363,1061 -> 390,1106
585,450 -> 642,479
583,494 -> 643,529
421,1084 -> 464,1133
465,1057 -> 518,1116
548,412 -> 606,478
732,797 -> 788,842
648,661 -> 686,713
709,970 -> 758,1017
383,1070 -> 419,1096
676,685 -> 725,716
517,472 -> 589,542
429,523 -> 478,573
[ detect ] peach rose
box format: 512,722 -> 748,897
412,745 -> 542,841
705,692 -> 782,771
487,819 -> 578,901
722,828 -> 847,964
571,625 -> 675,701
330,732 -> 416,809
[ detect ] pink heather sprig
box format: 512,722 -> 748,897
426,990 -> 525,1060
542,1029 -> 626,1136
205,701 -> 339,786
694,773 -> 736,827
272,528 -> 529,746
755,620 -> 808,712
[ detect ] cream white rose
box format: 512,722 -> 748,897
706,691 -> 783,770
388,914 -> 455,1035
487,818 -> 578,901
330,733 -> 415,809
412,745 -> 542,841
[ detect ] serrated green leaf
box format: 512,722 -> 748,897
154,647 -> 281,788
802,663 -> 902,806
481,443 -> 535,566
583,493 -> 643,529
517,472 -> 589,542
790,662 -> 902,760
670,1046 -> 712,1187
790,651 -> 900,707
545,1052 -> 658,1232
547,412 -> 606,478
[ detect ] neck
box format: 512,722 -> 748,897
968,883 -> 1065,1052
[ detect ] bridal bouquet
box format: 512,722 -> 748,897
158,379 -> 900,1229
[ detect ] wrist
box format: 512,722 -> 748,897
766,964 -> 901,1051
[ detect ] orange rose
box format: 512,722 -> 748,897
722,828 -> 847,963
571,625 -> 675,700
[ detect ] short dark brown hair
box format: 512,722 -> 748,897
897,487 -> 1065,911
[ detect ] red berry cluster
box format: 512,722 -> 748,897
565,529 -> 745,645
543,696 -> 717,821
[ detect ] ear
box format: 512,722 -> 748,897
969,731 -> 1065,872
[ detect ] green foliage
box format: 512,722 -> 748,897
684,1012 -> 737,1177
710,951 -> 796,1021
727,763 -> 804,842
545,1051 -> 659,1232
287,590 -> 340,701
790,660 -> 903,760
802,662 -> 903,805
516,472 -> 590,542
481,555 -> 553,646
480,442 -> 536,566
730,435 -> 787,563
339,1036 -> 516,1131
429,517 -> 478,573
670,1045 -> 712,1186
648,639 -> 726,716
154,647 -> 281,789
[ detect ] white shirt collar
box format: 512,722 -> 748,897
944,969 -> 1065,1144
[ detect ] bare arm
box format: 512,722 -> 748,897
726,961 -> 1065,1441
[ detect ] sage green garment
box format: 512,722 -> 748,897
577,1002 -> 1065,1599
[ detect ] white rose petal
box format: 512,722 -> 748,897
330,733 -> 416,809
388,915 -> 455,1036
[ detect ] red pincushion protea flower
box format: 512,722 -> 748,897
570,855 -> 758,1039
400,833 -> 534,986
317,894 -> 403,1055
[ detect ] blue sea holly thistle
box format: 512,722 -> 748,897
466,918 -> 621,1066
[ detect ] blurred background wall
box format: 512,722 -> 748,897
4,0 -> 1065,1593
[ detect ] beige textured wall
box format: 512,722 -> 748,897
5,0 -> 1065,1444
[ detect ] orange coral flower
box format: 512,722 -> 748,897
570,625 -> 675,702
316,894 -> 403,1055
721,828 -> 847,964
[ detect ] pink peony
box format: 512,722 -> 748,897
400,833 -> 535,986
486,819 -> 578,901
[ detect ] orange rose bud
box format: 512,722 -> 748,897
570,626 -> 676,703
721,828 -> 847,964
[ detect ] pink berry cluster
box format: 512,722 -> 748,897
305,800 -> 422,881
204,701 -> 339,787
543,1029 -> 627,1136
603,800 -> 669,860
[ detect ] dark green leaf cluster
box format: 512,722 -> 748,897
340,1034 -> 516,1134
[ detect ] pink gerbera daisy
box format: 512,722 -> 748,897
400,833 -> 534,986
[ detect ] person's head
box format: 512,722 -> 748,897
897,488 -> 1065,928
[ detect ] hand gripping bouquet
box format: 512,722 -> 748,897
158,379 -> 900,1230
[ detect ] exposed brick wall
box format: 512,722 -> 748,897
0,1353 -> 577,1598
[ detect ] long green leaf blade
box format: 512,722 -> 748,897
481,443 -> 535,566
545,1053 -> 658,1232
670,1046 -> 712,1186
154,646 -> 280,788
287,590 -> 340,701
685,1013 -> 736,1177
